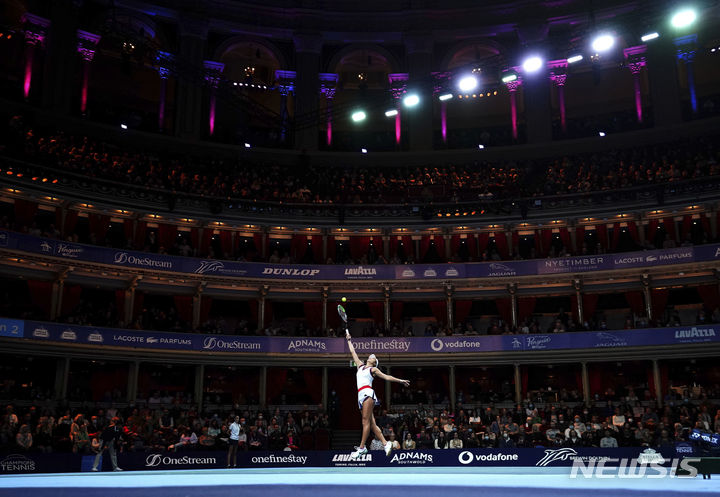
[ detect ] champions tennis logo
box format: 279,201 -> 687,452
145,454 -> 217,467
390,451 -> 433,465
0,454 -> 36,472
458,451 -> 518,465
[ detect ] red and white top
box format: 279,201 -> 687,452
356,364 -> 375,392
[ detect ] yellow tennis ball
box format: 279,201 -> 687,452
341,297 -> 347,303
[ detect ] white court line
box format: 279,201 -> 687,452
1,468 -> 719,493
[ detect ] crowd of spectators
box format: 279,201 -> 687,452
0,398 -> 332,458
3,115 -> 719,208
2,384 -> 719,457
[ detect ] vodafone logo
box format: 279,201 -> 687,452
458,451 -> 474,465
430,339 -> 444,351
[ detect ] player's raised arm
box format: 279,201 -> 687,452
345,331 -> 362,367
372,368 -> 410,388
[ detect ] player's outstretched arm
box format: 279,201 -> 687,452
372,368 -> 410,388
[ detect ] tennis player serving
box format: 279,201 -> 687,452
345,329 -> 410,460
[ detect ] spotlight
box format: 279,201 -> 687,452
501,72 -> 518,83
478,144 -> 485,149
567,55 -> 584,64
438,93 -> 453,101
641,32 -> 660,42
361,148 -> 368,154
591,34 -> 615,53
120,124 -> 128,130
599,131 -> 606,137
244,143 -> 251,148
403,94 -> 420,107
385,109 -> 398,117
351,110 -> 366,122
458,75 -> 478,92
671,8 -> 697,28
522,56 -> 543,73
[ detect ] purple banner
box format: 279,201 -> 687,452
2,230 -> 718,281
6,319 -> 718,355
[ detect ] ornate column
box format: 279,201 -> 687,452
156,51 -> 175,132
652,360 -> 663,406
22,14 -> 50,100
50,267 -> 70,320
641,274 -> 652,322
574,278 -> 584,326
321,286 -> 329,331
123,276 -> 140,327
445,285 -> 454,331
504,79 -> 522,140
581,362 -> 590,404
192,282 -> 205,330
383,286 -> 391,332
449,365 -> 456,409
76,30 -> 101,116
322,367 -> 328,411
260,366 -> 267,407
675,35 -> 698,114
507,282 -> 518,329
548,60 -> 568,134
127,360 -> 139,403
258,285 -> 269,331
176,17 -> 208,140
319,73 -> 338,147
54,357 -> 70,400
624,46 -> 647,123
203,61 -> 224,136
275,70 -> 296,144
388,73 -> 408,147
293,33 -> 322,151
513,363 -> 522,403
403,33 -> 433,151
194,364 -> 204,408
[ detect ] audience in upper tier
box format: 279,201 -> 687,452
3,115 -> 719,207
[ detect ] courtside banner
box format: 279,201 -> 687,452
0,448 -> 686,473
6,320 -> 720,354
3,230 -> 718,281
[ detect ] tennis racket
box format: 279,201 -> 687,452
337,304 -> 350,338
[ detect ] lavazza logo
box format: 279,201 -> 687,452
288,339 -> 327,352
390,451 -> 433,465
145,454 -> 216,467
674,326 -> 716,340
458,451 -> 518,465
344,266 -> 377,278
114,252 -> 172,269
332,453 -> 371,463
202,336 -> 261,351
0,454 -> 36,472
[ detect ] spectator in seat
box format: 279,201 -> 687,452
449,431 -> 463,449
16,424 -> 33,451
402,432 -> 416,450
434,431 -> 449,449
499,430 -> 515,448
600,430 -> 618,448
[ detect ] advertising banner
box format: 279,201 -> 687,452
0,447 -> 690,474
3,231 -> 718,281
6,320 -> 719,355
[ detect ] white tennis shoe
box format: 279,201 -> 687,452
384,441 -> 393,456
350,446 -> 368,460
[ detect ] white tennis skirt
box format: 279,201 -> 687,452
357,388 -> 381,410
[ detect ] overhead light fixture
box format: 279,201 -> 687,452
438,93 -> 453,101
641,32 -> 660,42
385,109 -> 398,117
567,54 -> 584,64
361,148 -> 368,154
458,75 -> 478,92
522,56 -> 543,73
351,110 -> 367,122
120,124 -> 128,130
598,131 -> 606,137
403,94 -> 420,107
478,144 -> 485,149
591,34 -> 615,53
671,8 -> 697,28
501,72 -> 518,83
244,143 -> 251,148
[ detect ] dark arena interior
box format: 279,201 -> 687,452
1,0 -> 720,495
